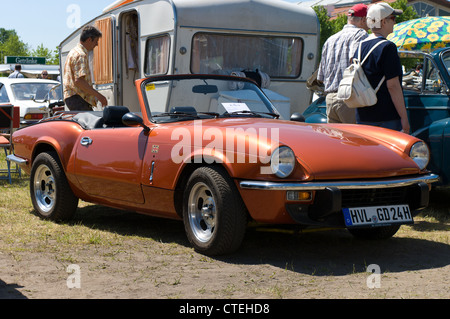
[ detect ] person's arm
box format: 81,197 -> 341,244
74,77 -> 108,107
386,76 -> 409,134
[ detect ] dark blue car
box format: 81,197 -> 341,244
303,47 -> 450,185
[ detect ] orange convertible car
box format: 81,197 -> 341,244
8,75 -> 439,255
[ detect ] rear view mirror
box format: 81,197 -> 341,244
122,112 -> 150,132
290,112 -> 305,122
193,85 -> 218,94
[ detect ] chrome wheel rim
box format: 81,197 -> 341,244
188,182 -> 216,243
33,164 -> 56,215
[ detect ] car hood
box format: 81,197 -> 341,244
172,118 -> 422,180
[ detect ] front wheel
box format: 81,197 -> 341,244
30,151 -> 78,222
183,166 -> 247,256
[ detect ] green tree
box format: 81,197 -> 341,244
313,5 -> 334,50
391,0 -> 419,23
32,44 -> 59,65
0,28 -> 30,62
1,34 -> 29,57
331,12 -> 348,34
0,28 -> 17,44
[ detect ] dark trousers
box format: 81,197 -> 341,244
65,95 -> 93,111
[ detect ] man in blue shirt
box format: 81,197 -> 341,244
8,64 -> 24,78
355,2 -> 410,134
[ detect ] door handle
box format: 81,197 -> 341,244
80,137 -> 93,146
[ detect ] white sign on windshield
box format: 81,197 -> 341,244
222,103 -> 250,113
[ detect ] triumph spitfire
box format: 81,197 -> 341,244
7,74 -> 439,255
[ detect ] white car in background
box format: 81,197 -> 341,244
0,78 -> 62,126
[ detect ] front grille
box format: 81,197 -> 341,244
341,187 -> 409,208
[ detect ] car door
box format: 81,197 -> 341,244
74,126 -> 148,204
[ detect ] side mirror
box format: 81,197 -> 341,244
290,112 -> 305,122
122,113 -> 150,132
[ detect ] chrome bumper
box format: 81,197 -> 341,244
239,174 -> 440,190
6,154 -> 28,165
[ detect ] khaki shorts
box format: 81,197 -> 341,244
325,93 -> 356,124
65,95 -> 93,111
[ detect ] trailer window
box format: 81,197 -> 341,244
191,33 -> 302,78
144,35 -> 170,76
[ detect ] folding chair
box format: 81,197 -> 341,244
0,104 -> 18,184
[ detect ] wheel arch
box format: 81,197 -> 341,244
173,159 -> 245,219
32,142 -> 61,167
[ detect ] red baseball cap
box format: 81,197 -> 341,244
348,3 -> 368,17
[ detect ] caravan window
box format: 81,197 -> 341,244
144,35 -> 171,76
191,33 -> 302,78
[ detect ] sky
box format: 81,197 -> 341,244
1,0 -> 300,54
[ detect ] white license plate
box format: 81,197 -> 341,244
343,205 -> 413,227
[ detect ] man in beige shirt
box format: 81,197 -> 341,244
63,26 -> 108,111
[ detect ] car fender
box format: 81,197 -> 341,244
413,117 -> 450,185
21,123 -> 84,191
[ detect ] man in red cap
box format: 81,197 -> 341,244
317,3 -> 369,124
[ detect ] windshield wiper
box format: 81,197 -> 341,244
151,111 -> 220,119
151,112 -> 200,118
198,111 -> 220,118
226,110 -> 279,119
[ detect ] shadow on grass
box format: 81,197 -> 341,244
70,204 -> 188,246
63,203 -> 450,277
0,280 -> 26,299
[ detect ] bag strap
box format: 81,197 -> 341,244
357,39 -> 388,92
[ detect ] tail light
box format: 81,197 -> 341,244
24,113 -> 44,120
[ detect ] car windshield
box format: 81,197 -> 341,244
11,82 -> 62,101
143,76 -> 280,123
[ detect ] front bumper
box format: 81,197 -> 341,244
239,174 -> 440,191
239,174 -> 439,226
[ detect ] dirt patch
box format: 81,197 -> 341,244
1,206 -> 449,300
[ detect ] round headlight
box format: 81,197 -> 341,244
410,141 -> 430,170
270,146 -> 296,178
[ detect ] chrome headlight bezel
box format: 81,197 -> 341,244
270,146 -> 296,178
410,141 -> 430,170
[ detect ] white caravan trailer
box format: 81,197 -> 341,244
59,0 -> 319,117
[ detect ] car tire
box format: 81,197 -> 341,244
348,224 -> 401,240
30,151 -> 78,222
183,166 -> 247,256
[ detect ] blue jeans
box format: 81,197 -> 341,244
357,119 -> 402,131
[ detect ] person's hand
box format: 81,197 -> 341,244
97,93 -> 108,107
400,117 -> 410,134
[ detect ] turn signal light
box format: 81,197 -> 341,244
286,191 -> 313,201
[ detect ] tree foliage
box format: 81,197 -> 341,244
0,27 -> 59,65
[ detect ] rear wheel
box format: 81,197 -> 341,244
30,151 -> 78,221
348,224 -> 401,240
183,166 -> 247,256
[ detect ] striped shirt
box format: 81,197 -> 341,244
63,43 -> 96,106
317,24 -> 368,93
